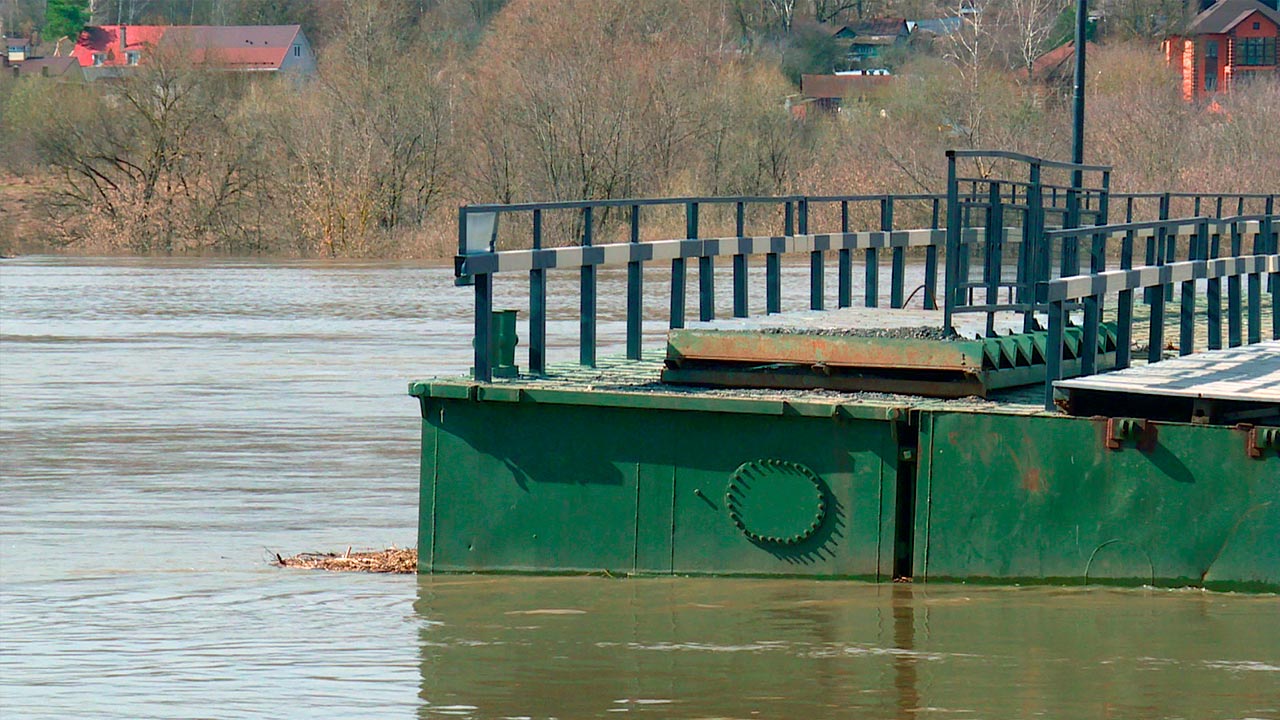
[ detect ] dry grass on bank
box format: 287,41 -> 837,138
275,547 -> 417,573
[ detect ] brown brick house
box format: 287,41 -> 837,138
1163,0 -> 1280,101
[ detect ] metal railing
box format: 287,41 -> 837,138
1039,214 -> 1280,410
456,153 -> 1278,384
459,192 -> 951,380
943,150 -> 1113,335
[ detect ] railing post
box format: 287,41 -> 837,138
888,197 -> 905,308
1063,172 -> 1080,277
1045,296 -> 1065,411
1022,161 -> 1043,333
1148,280 -> 1165,364
692,202 -> 715,323
671,201 -> 687,329
805,198 -> 823,311
1204,218 -> 1223,352
838,201 -> 853,308
1268,196 -> 1278,340
580,206 -> 597,367
984,182 -> 1003,336
767,202 -> 787,315
733,201 -> 748,319
1248,255 -> 1262,345
1161,193 -> 1175,298
1082,292 -> 1100,376
474,273 -> 493,382
866,198 -> 882,308
1228,219 -> 1244,348
626,205 -> 643,360
1116,224 -> 1135,370
924,198 -> 939,310
944,152 -> 960,333
530,208 -> 547,374
1178,220 -> 1201,356
459,205 -> 495,383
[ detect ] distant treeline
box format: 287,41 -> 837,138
1,0 -> 1277,257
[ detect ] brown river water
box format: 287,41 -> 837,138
1,256 -> 1276,719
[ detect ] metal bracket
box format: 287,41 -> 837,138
1104,417 -> 1157,452
1241,425 -> 1280,460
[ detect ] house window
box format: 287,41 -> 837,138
1236,37 -> 1277,66
126,51 -> 140,65
92,53 -> 105,66
1206,40 -> 1218,58
293,44 -> 301,57
1253,22 -> 1261,30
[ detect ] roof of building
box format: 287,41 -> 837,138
909,17 -> 963,35
71,25 -> 303,70
801,73 -> 893,99
850,18 -> 909,37
1029,41 -> 1100,82
11,56 -> 83,79
1188,0 -> 1280,34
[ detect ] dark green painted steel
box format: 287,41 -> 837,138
914,412 -> 1280,591
412,373 -> 1278,591
416,390 -> 899,579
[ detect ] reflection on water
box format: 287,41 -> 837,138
1,257 -> 1277,719
416,577 -> 1280,720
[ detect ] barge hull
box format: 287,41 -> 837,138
413,374 -> 1279,591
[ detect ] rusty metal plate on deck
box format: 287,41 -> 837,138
668,308 -> 1025,371
664,308 -> 1116,398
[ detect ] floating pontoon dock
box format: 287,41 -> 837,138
413,151 -> 1280,590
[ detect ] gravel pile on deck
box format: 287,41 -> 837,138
756,326 -> 953,340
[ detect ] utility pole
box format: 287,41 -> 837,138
1071,0 -> 1087,168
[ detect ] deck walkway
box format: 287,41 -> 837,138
1055,340 -> 1279,422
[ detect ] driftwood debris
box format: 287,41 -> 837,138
274,547 -> 417,574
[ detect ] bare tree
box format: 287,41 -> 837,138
994,0 -> 1070,75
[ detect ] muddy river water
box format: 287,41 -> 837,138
1,257 -> 1276,719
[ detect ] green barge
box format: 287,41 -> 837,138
413,151 -> 1280,591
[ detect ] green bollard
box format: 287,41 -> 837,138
471,310 -> 520,379
491,309 -> 519,378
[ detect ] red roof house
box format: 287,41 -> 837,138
71,25 -> 316,78
1162,0 -> 1280,101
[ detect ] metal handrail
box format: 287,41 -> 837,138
1037,210 -> 1280,410
457,150 -> 1277,383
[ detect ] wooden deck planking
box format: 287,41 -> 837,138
1055,340 -> 1280,402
